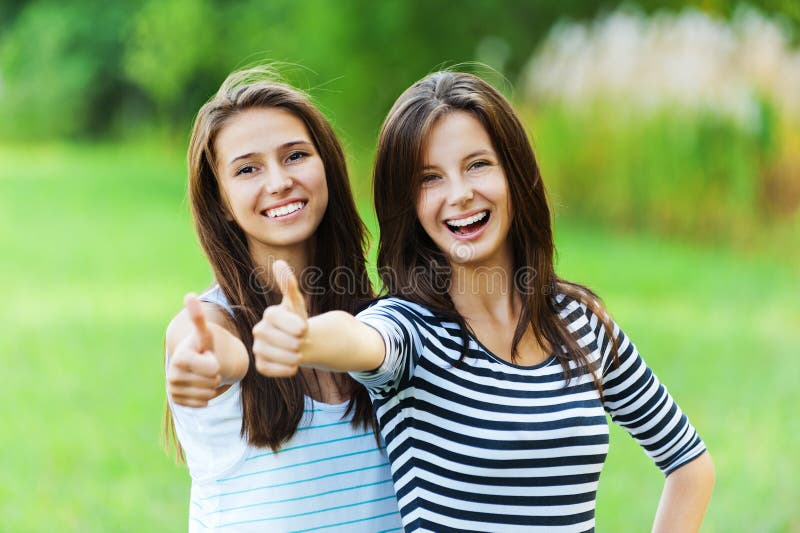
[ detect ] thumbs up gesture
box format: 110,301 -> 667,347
252,260 -> 308,377
166,294 -> 223,407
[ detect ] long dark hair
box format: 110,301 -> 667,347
373,71 -> 618,393
166,66 -> 375,454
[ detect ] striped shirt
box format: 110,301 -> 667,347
351,295 -> 706,532
168,286 -> 402,532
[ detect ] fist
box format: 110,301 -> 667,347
252,260 -> 308,377
167,294 -> 222,407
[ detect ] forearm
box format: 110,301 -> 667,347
652,451 -> 715,533
301,311 -> 385,372
207,323 -> 249,384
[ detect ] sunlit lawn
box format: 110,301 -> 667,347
1,143 -> 797,532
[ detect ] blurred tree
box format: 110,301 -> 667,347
123,0 -> 221,122
0,0 -> 796,141
0,0 -> 143,138
0,0 -> 29,31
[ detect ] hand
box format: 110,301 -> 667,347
252,259 -> 308,377
167,294 -> 222,407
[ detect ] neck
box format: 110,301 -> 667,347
248,241 -> 310,289
448,245 -> 517,321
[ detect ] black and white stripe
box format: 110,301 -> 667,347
352,295 -> 706,532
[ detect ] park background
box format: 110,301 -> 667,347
1,0 -> 798,531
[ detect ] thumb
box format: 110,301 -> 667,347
273,259 -> 308,320
184,293 -> 214,353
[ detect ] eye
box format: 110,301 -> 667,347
420,174 -> 441,185
235,164 -> 258,176
468,160 -> 490,171
286,151 -> 308,163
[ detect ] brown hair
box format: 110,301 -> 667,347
166,66 -> 375,455
373,71 -> 618,392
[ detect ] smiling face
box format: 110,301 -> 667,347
416,110 -> 513,268
213,106 -> 328,262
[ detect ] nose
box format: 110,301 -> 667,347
263,165 -> 293,195
446,175 -> 474,206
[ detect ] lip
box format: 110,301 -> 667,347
443,208 -> 490,224
444,209 -> 491,242
260,199 -> 308,220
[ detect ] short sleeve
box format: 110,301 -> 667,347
349,298 -> 426,397
165,285 -> 245,480
166,377 -> 248,481
593,311 -> 707,475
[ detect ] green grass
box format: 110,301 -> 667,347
1,142 -> 797,532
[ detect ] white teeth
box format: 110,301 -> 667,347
265,201 -> 305,218
446,210 -> 488,228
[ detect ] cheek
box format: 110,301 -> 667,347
217,182 -> 239,220
228,185 -> 258,214
494,177 -> 512,219
314,175 -> 329,211
415,194 -> 436,231
304,162 -> 329,204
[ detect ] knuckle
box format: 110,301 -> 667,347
167,372 -> 185,387
175,352 -> 198,370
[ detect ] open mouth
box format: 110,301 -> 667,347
445,210 -> 490,236
262,201 -> 307,219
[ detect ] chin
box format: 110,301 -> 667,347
443,243 -> 483,265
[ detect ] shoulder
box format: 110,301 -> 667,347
553,291 -> 592,323
165,296 -> 238,355
355,297 -> 442,348
553,288 -> 611,338
358,296 -> 437,320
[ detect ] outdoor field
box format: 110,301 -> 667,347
0,142 -> 797,532
2,1 -> 799,531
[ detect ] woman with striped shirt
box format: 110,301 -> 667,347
164,67 -> 401,531
254,71 -> 716,532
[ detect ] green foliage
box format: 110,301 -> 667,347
1,0 -> 625,141
0,0 -> 142,138
124,0 -> 218,111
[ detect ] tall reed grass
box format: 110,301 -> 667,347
520,6 -> 800,255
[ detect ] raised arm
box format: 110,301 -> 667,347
251,260 -> 386,377
166,293 -> 249,407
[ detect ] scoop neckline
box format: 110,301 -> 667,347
466,329 -> 557,370
303,395 -> 350,413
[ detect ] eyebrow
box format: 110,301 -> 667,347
420,149 -> 495,171
462,149 -> 494,161
228,140 -> 312,166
